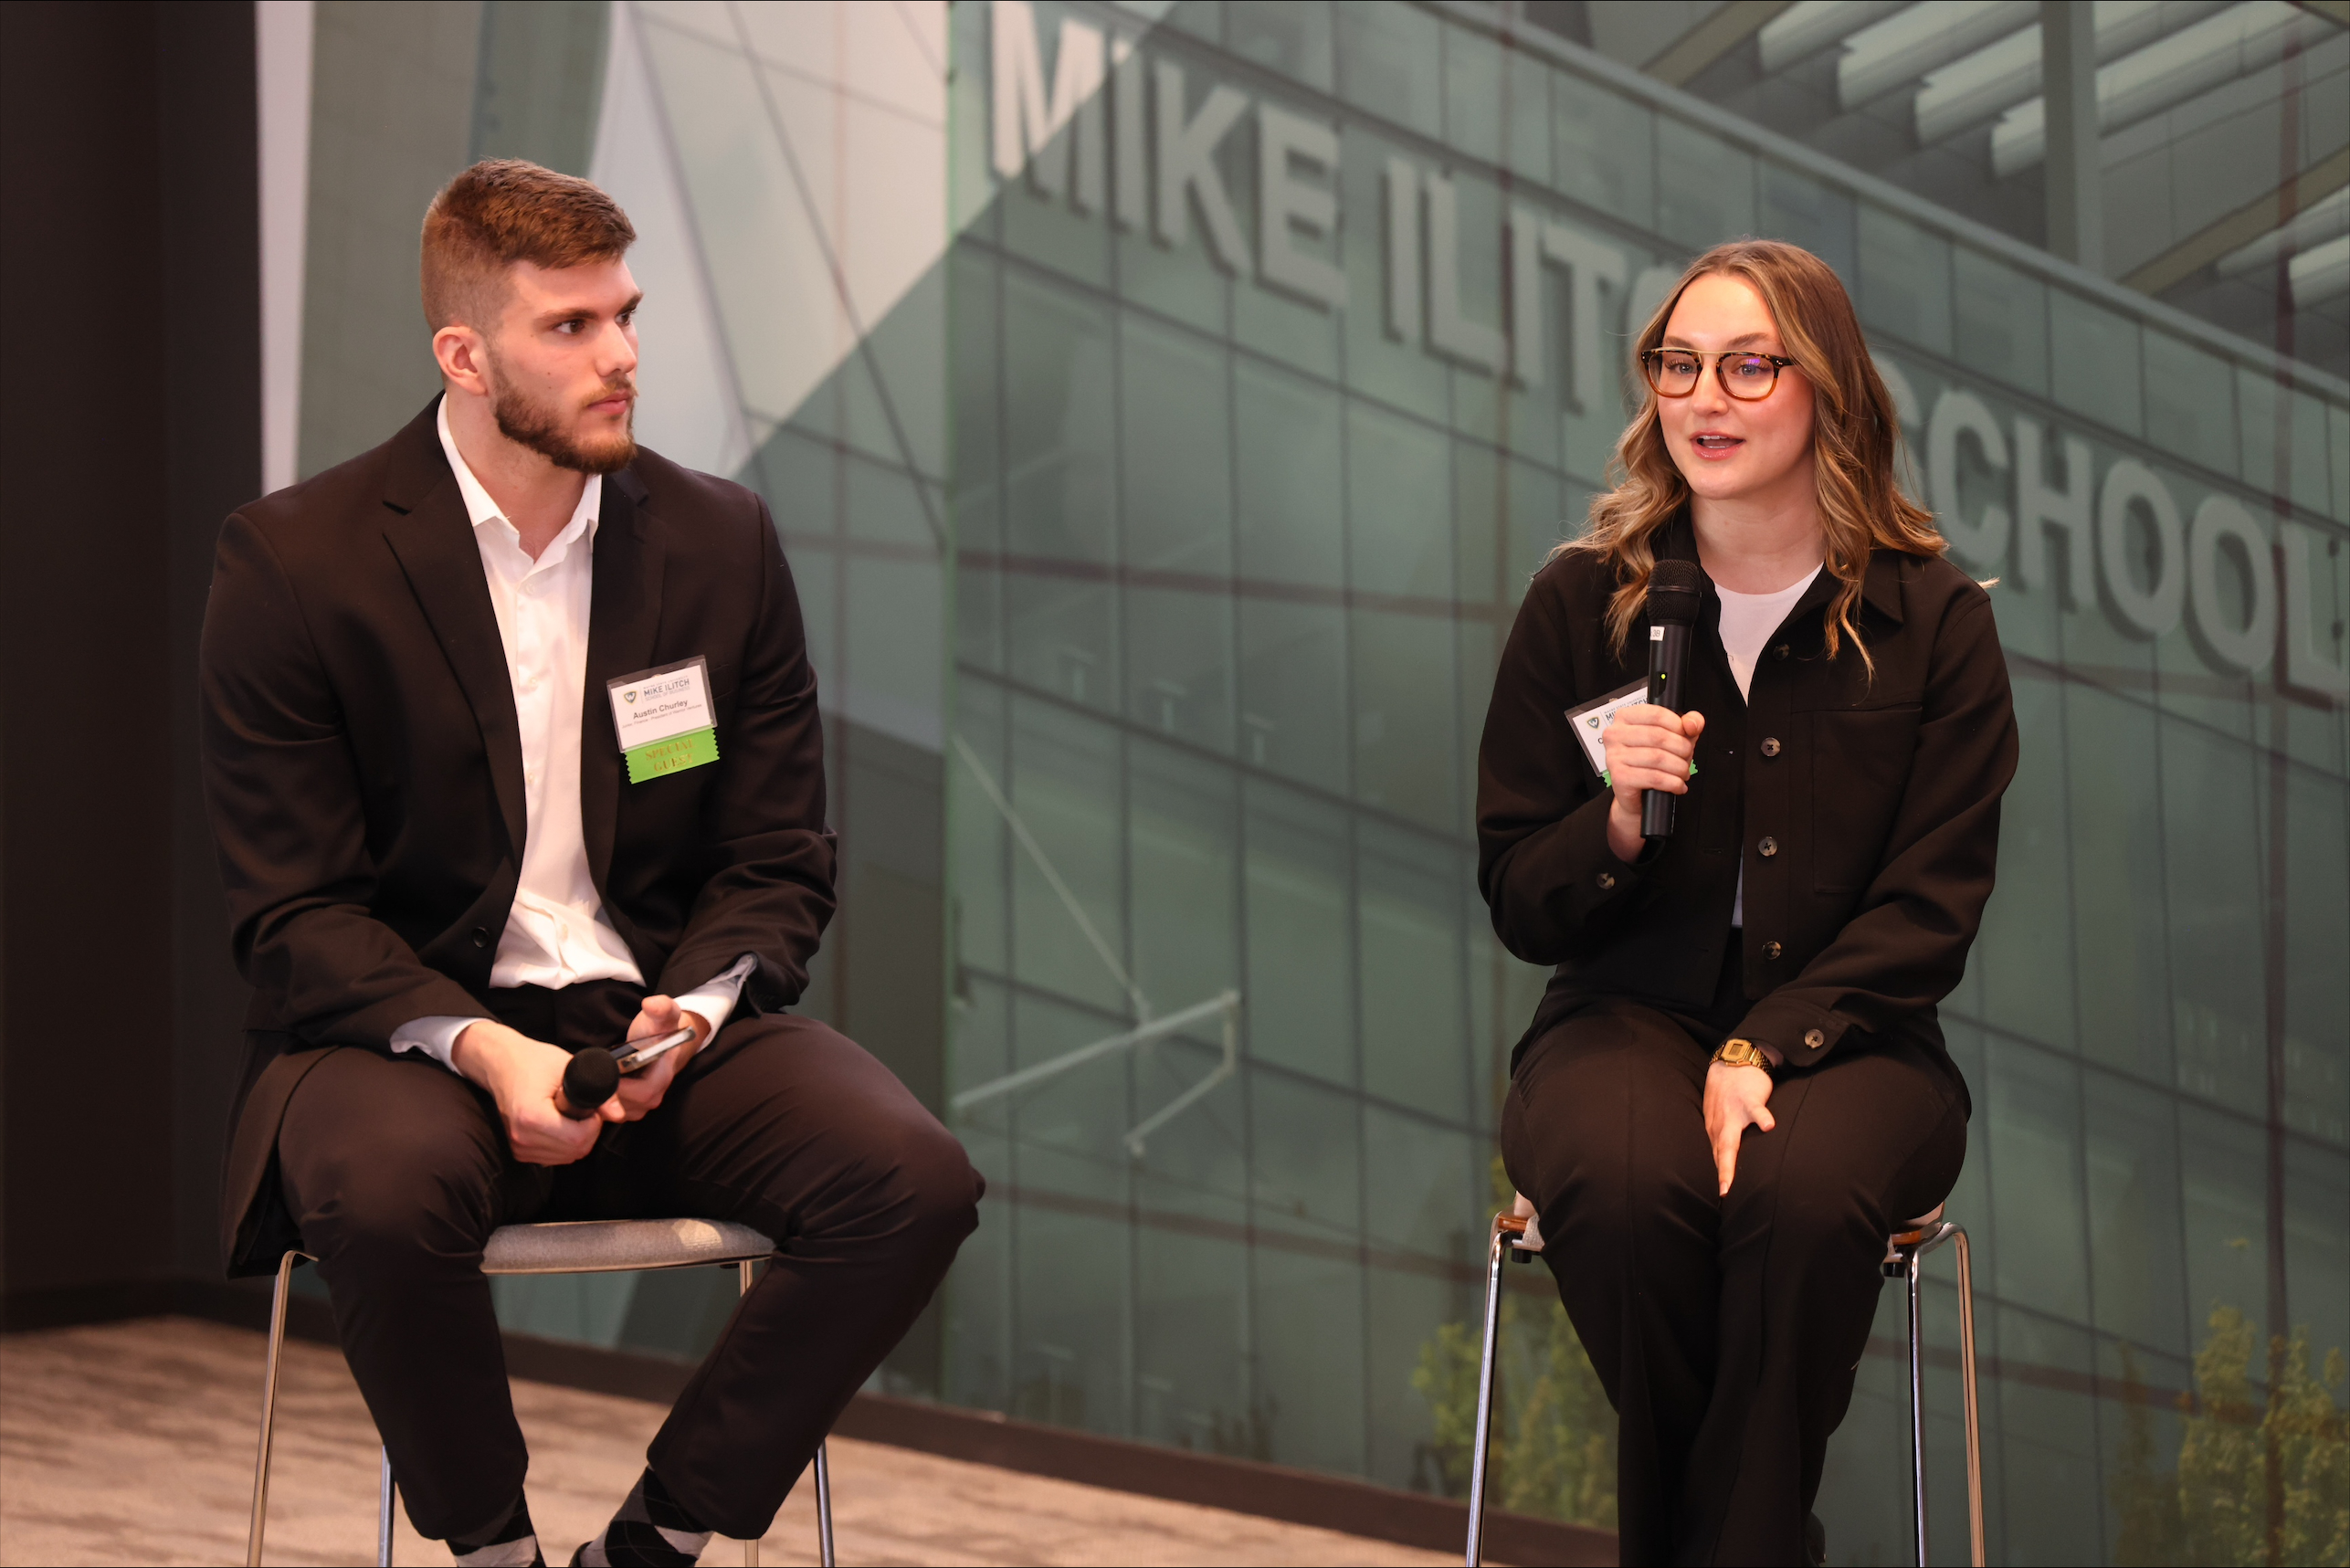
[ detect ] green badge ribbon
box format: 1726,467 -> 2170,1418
1596,763 -> 1697,790
624,726 -> 719,784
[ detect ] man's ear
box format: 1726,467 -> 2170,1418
433,322 -> 490,396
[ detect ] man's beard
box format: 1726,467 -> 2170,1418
489,360 -> 638,475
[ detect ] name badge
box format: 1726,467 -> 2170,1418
608,657 -> 718,783
1565,679 -> 1647,786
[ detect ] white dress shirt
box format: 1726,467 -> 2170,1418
1716,564 -> 1821,929
389,398 -> 748,1068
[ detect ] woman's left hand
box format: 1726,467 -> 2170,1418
1704,1061 -> 1776,1196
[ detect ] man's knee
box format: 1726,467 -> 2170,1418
281,1071 -> 501,1269
298,1147 -> 495,1271
873,1113 -> 983,1257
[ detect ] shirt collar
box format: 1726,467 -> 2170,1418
436,394 -> 601,548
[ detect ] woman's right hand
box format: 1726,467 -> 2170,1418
1601,704 -> 1705,862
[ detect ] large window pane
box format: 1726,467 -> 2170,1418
1357,825 -> 1470,1121
1129,741 -> 1240,1016
1975,677 -> 2079,1054
1009,698 -> 1129,1016
1985,1039 -> 2090,1322
1003,276 -> 1118,710
2083,1070 -> 2189,1357
2064,686 -> 2173,1083
1244,779 -> 1355,1088
2162,716 -> 2268,1120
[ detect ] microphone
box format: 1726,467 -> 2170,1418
556,1047 -> 619,1120
1640,560 -> 1706,840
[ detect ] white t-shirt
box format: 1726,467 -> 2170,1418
1718,564 -> 1821,926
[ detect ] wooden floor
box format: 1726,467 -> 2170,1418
0,1317 -> 1451,1567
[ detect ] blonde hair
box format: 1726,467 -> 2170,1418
1565,239 -> 1943,671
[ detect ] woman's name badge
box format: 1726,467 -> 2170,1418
608,657 -> 718,783
1565,679 -> 1648,786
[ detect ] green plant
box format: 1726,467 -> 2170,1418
1498,1284 -> 1618,1529
2114,1308 -> 2347,1568
1411,1160 -> 1618,1529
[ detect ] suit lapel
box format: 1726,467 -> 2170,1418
380,406 -> 529,862
582,469 -> 663,894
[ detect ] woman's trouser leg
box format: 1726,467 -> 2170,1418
1677,1036 -> 1967,1564
1500,1003 -> 1721,1567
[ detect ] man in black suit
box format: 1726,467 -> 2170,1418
199,160 -> 980,1567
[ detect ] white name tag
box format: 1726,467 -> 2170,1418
1565,679 -> 1648,784
607,657 -> 715,751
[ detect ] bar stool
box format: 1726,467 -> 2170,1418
1465,1195 -> 1986,1567
244,1218 -> 836,1568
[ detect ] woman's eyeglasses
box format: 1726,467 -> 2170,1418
1640,349 -> 1798,401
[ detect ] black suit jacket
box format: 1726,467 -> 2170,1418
200,400 -> 835,1273
1476,517 -> 2017,1090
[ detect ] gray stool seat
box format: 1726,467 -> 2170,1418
248,1220 -> 831,1568
482,1217 -> 774,1275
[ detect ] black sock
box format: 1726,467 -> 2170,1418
576,1467 -> 713,1567
449,1492 -> 541,1566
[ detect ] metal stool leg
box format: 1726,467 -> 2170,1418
736,1259 -> 763,1568
1897,1222 -> 1988,1568
378,1447 -> 395,1567
1465,1223 -> 1511,1567
1906,1247 -> 1928,1567
729,1257 -> 835,1568
815,1442 -> 836,1568
247,1251 -> 299,1566
1953,1229 -> 1985,1568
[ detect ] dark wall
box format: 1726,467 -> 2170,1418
0,0 -> 258,1318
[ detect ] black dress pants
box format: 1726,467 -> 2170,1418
275,982 -> 982,1543
1499,955 -> 1966,1566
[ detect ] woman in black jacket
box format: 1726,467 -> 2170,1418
1478,239 -> 2017,1565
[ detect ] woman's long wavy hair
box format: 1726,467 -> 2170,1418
1565,239 -> 1944,671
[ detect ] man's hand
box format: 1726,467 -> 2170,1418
451,1019 -> 620,1165
1704,1060 -> 1776,1196
1602,704 -> 1705,862
613,995 -> 711,1121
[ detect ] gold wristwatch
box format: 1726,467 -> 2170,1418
1712,1037 -> 1772,1071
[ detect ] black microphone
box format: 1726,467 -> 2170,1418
1640,559 -> 1705,840
557,1047 -> 619,1120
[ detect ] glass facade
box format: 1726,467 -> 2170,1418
278,3 -> 2348,1561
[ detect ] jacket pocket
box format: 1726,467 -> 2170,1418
1809,704 -> 1920,891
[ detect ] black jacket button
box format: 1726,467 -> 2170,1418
1597,871 -> 1617,890
1763,940 -> 1783,960
1760,736 -> 1781,757
1804,1027 -> 1826,1048
471,927 -> 491,948
1759,837 -> 1778,857
1774,644 -> 1790,659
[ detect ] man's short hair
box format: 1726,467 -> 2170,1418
421,159 -> 636,331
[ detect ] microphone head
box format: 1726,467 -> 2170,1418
562,1047 -> 619,1111
1645,559 -> 1705,627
